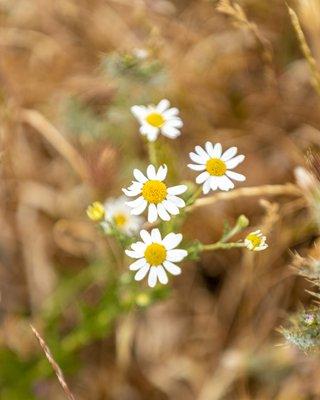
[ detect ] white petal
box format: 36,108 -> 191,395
205,142 -> 215,157
196,171 -> 210,184
131,242 -> 146,253
130,201 -> 147,215
165,118 -> 183,128
133,169 -> 148,183
148,266 -> 158,287
189,151 -> 207,164
167,185 -> 187,195
129,258 -> 147,271
151,228 -> 162,243
125,249 -> 142,259
146,165 -> 157,180
161,125 -> 181,139
163,107 -> 179,118
140,125 -> 159,142
212,143 -> 222,158
156,266 -> 168,284
210,176 -> 218,191
140,229 -> 152,244
251,230 -> 262,235
148,203 -> 158,223
163,260 -> 182,276
122,185 -> 142,197
167,195 -> 185,208
163,199 -> 179,215
203,178 -> 211,194
131,105 -> 147,121
188,163 -> 206,171
125,196 -> 145,208
195,145 -> 210,160
162,233 -> 183,250
221,146 -> 237,161
157,203 -> 171,221
156,165 -> 168,181
226,155 -> 245,169
166,249 -> 188,262
217,176 -> 234,191
127,182 -> 143,191
226,170 -> 246,182
135,264 -> 150,281
156,99 -> 170,113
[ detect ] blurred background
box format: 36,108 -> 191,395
1,0 -> 320,398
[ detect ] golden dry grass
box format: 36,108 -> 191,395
1,0 -> 320,399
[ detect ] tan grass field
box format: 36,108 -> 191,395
1,0 -> 320,399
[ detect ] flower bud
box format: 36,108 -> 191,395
86,201 -> 105,221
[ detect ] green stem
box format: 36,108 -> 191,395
201,242 -> 246,251
187,186 -> 203,206
148,140 -> 158,166
220,217 -> 248,242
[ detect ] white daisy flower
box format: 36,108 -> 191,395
125,228 -> 188,287
102,195 -> 143,235
123,164 -> 187,223
244,230 -> 268,251
131,99 -> 183,142
188,142 -> 246,194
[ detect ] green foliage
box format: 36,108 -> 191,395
0,261 -> 169,398
100,51 -> 166,84
63,97 -> 109,139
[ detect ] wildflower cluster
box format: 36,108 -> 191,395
87,99 -> 268,288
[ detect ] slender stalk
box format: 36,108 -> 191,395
189,184 -> 301,211
287,4 -> 320,97
20,109 -> 89,182
148,140 -> 158,166
31,325 -> 76,400
201,242 -> 246,251
187,186 -> 203,206
219,215 -> 249,242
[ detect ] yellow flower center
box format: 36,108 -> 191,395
114,213 -> 127,227
206,158 -> 227,176
86,201 -> 105,221
146,112 -> 165,128
142,180 -> 167,204
246,234 -> 262,249
144,243 -> 167,266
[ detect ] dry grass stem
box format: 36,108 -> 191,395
31,325 -> 76,400
217,0 -> 275,83
190,184 -> 302,210
287,4 -> 320,96
20,109 -> 89,182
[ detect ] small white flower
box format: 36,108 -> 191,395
131,99 -> 183,142
102,196 -> 143,235
244,230 -> 268,251
188,142 -> 246,194
125,228 -> 188,287
123,164 -> 187,223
